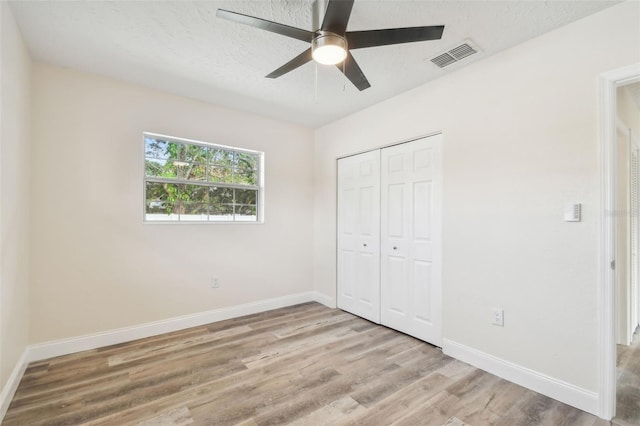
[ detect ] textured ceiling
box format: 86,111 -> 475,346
10,0 -> 619,128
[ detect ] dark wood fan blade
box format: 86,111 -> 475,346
321,0 -> 355,34
346,26 -> 444,49
338,52 -> 370,91
266,48 -> 313,79
217,9 -> 315,43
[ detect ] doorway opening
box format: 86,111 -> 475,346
599,63 -> 640,421
613,81 -> 640,424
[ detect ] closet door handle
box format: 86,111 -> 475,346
393,246 -> 398,250
363,243 -> 367,247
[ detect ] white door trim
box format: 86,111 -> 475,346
598,62 -> 640,420
631,141 -> 640,338
335,131 -> 443,161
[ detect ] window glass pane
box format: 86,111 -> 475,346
234,168 -> 257,185
146,159 -> 178,179
210,203 -> 234,221
145,158 -> 165,177
234,188 -> 257,206
208,149 -> 234,167
209,187 -> 233,221
209,186 -> 233,204
182,144 -> 208,163
176,162 -> 207,181
235,205 -> 257,221
234,189 -> 257,222
145,182 -> 180,221
145,138 -> 170,160
180,184 -> 208,221
208,166 -> 233,184
236,153 -> 258,170
165,141 -> 182,161
234,153 -> 258,185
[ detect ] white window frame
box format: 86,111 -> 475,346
143,132 -> 264,223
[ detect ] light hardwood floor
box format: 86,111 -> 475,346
615,328 -> 640,426
4,303 -> 611,425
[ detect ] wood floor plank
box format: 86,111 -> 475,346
107,324 -> 254,366
392,389 -> 461,426
133,406 -> 193,425
495,392 -> 557,426
3,303 -> 616,426
616,327 -> 640,425
6,372 -> 131,415
192,367 -> 345,426
347,372 -> 453,425
287,396 -> 367,426
450,379 -> 516,425
348,353 -> 450,408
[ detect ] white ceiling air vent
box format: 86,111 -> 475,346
431,41 -> 479,68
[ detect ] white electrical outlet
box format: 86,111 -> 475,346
492,308 -> 504,327
211,277 -> 219,288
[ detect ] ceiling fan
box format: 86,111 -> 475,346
216,0 -> 444,91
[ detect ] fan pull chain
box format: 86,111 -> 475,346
314,62 -> 318,103
342,60 -> 346,92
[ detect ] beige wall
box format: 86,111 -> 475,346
29,64 -> 314,343
0,2 -> 31,389
313,1 -> 640,392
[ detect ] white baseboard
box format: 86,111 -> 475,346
442,339 -> 599,417
312,291 -> 336,308
0,348 -> 29,421
28,291 -> 320,362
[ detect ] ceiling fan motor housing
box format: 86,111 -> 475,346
311,31 -> 348,65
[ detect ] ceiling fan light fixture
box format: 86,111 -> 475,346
311,32 -> 347,65
217,1 -> 446,91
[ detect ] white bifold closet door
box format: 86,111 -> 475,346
337,134 -> 442,346
380,136 -> 442,345
337,150 -> 381,323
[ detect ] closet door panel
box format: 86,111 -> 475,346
381,135 -> 442,346
387,256 -> 408,314
337,151 -> 381,323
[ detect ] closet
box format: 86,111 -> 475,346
337,134 -> 442,346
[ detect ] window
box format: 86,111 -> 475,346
144,133 -> 263,222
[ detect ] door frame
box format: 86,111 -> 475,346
598,62 -> 640,420
631,135 -> 640,338
616,117 -> 639,347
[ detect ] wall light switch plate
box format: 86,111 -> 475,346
564,203 -> 581,222
492,308 -> 504,327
